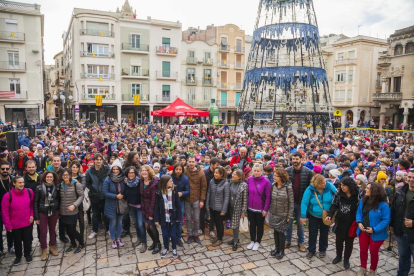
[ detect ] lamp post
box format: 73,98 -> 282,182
60,94 -> 66,123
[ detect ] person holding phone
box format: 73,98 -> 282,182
356,183 -> 390,276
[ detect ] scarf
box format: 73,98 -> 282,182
162,189 -> 173,223
28,173 -> 39,181
42,182 -> 55,216
126,176 -> 139,188
110,173 -> 125,183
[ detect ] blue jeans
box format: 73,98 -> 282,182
0,214 -> 13,251
396,234 -> 414,276
176,202 -> 184,240
285,203 -> 305,245
109,214 -> 123,240
130,207 -> 146,243
161,222 -> 177,250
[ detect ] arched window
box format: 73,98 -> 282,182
406,42 -> 414,54
395,44 -> 403,56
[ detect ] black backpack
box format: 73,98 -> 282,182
8,188 -> 32,204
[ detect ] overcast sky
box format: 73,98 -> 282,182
17,0 -> 414,64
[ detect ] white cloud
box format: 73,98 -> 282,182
16,0 -> 414,64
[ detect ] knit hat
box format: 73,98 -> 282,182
329,169 -> 341,178
356,174 -> 368,184
111,159 -> 123,170
27,152 -> 34,157
304,161 -> 314,170
17,149 -> 24,154
380,158 -> 391,166
324,163 -> 337,172
153,162 -> 160,168
255,153 -> 262,159
313,165 -> 322,174
243,167 -> 252,177
396,171 -> 406,178
376,171 -> 387,182
328,155 -> 335,159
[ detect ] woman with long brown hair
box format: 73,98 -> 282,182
34,171 -> 60,261
356,183 -> 390,276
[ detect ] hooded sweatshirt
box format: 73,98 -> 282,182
246,175 -> 271,212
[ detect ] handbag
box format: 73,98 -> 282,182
117,199 -> 129,215
239,217 -> 249,232
349,221 -> 358,237
314,191 -> 336,226
82,187 -> 91,211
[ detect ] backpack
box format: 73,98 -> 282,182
8,188 -> 32,204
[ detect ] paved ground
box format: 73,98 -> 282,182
0,223 -> 404,276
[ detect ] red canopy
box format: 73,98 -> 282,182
151,98 -> 209,117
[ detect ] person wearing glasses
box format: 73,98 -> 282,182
59,168 -> 85,254
0,162 -> 14,255
103,159 -> 126,249
269,168 -> 294,260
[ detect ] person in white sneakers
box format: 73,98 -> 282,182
246,164 -> 271,251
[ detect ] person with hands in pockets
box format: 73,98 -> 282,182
154,175 -> 182,259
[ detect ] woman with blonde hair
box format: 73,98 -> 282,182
140,165 -> 161,254
300,174 -> 337,259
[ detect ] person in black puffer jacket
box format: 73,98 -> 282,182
327,177 -> 360,270
34,171 -> 60,261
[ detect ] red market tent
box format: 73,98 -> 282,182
151,98 -> 209,117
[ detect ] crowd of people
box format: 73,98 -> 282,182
0,120 -> 413,276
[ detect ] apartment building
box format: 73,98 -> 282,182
43,64 -> 55,118
182,24 -> 247,123
0,1 -> 44,123
180,40 -> 217,112
322,35 -> 387,126
61,0 -> 181,123
375,25 -> 414,128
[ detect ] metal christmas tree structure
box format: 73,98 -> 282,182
238,0 -> 333,133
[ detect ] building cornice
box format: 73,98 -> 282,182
332,36 -> 387,47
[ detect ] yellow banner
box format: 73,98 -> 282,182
95,95 -> 102,106
133,94 -> 140,106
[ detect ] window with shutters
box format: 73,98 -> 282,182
162,37 -> 170,48
236,72 -> 242,89
348,70 -> 353,82
131,83 -> 141,95
335,71 -> 346,82
204,69 -> 212,84
9,79 -> 20,94
131,34 -> 141,49
187,88 -> 195,105
187,68 -> 195,83
221,71 -> 228,88
162,85 -> 170,98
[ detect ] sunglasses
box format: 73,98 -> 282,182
1,168 -> 10,171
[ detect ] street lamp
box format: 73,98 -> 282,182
60,94 -> 66,123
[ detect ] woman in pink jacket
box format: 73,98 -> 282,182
1,176 -> 34,266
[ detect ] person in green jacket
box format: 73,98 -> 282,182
162,134 -> 175,152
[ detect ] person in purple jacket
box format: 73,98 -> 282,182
246,163 -> 271,251
1,176 -> 34,266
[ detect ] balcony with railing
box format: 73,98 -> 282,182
187,100 -> 210,107
0,31 -> 25,43
219,82 -> 229,90
234,46 -> 245,53
81,73 -> 115,80
121,69 -> 149,79
335,59 -> 356,66
203,77 -> 213,86
156,95 -> 178,102
81,94 -> 116,100
216,100 -> 237,108
121,43 -> 149,53
219,60 -> 230,68
234,82 -> 243,90
203,58 -> 213,66
377,57 -> 391,67
0,61 -> 26,72
186,77 -> 197,85
219,44 -> 230,52
80,51 -> 115,58
187,57 -> 197,64
156,71 -> 178,80
0,91 -> 27,100
373,92 -> 402,101
80,29 -> 114,37
122,93 -> 150,102
156,46 -> 178,55
234,61 -> 245,69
